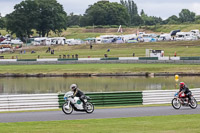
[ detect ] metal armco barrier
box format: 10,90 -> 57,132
1,89 -> 200,112
58,91 -> 143,107
0,94 -> 59,112
143,88 -> 200,105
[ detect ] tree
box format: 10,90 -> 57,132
35,0 -> 67,37
0,14 -> 5,29
179,9 -> 195,23
195,15 -> 200,24
6,0 -> 67,39
82,1 -> 130,26
6,0 -> 38,41
67,13 -> 81,27
163,15 -> 180,24
120,0 -> 142,26
140,9 -> 145,16
140,9 -> 162,26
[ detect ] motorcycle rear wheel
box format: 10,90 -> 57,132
189,97 -> 198,109
172,98 -> 181,109
62,102 -> 73,115
85,102 -> 94,114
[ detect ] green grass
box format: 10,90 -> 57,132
2,40 -> 200,59
0,114 -> 200,133
141,24 -> 200,33
0,64 -> 200,74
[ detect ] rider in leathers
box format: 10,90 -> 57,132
178,82 -> 192,102
70,84 -> 87,109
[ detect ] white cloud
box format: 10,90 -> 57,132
191,3 -> 200,15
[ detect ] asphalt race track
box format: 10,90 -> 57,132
0,106 -> 200,123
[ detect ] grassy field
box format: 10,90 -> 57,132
1,40 -> 200,59
0,114 -> 200,133
0,64 -> 200,74
142,24 -> 200,33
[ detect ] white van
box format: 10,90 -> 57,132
176,32 -> 197,41
51,37 -> 66,45
95,38 -> 102,44
33,38 -> 51,46
66,39 -> 83,45
158,34 -> 172,41
190,29 -> 200,39
100,35 -> 118,43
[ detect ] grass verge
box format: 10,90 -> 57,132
0,114 -> 200,133
0,64 -> 200,74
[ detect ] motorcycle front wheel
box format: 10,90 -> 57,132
189,97 -> 198,109
172,98 -> 181,109
62,102 -> 73,115
85,102 -> 94,114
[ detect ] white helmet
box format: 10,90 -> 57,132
70,84 -> 77,91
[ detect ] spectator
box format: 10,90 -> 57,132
104,54 -> 108,58
90,44 -> 93,49
46,47 -> 51,53
31,51 -> 36,54
75,54 -> 78,59
48,47 -> 51,52
51,49 -> 54,54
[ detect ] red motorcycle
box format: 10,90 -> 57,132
172,92 -> 198,109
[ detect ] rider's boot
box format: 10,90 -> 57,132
83,103 -> 87,110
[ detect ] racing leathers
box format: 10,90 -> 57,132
73,88 -> 87,109
178,86 -> 192,101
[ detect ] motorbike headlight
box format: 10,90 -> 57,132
64,97 -> 67,100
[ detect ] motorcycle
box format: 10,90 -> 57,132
62,91 -> 94,115
172,92 -> 198,109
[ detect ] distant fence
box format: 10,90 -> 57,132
1,56 -> 200,65
0,89 -> 200,112
0,56 -> 200,64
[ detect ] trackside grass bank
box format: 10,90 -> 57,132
0,114 -> 200,133
0,64 -> 200,74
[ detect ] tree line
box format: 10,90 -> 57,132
0,0 -> 200,41
66,0 -> 200,26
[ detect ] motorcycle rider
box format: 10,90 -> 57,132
178,82 -> 192,103
70,84 -> 87,109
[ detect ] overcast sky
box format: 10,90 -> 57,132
1,0 -> 200,19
